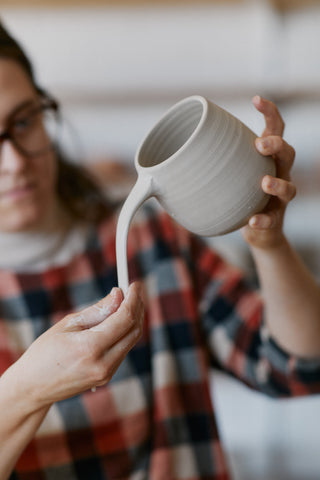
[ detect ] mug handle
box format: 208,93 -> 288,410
116,174 -> 154,292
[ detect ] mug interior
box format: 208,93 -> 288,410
137,98 -> 205,168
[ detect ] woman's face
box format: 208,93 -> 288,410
0,58 -> 57,232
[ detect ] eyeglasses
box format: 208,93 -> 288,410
0,96 -> 60,158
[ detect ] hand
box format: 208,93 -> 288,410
241,95 -> 296,249
3,282 -> 144,412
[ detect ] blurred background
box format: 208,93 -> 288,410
1,0 -> 320,478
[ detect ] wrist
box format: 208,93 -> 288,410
249,235 -> 295,277
0,362 -> 49,419
0,368 -> 50,480
249,231 -> 289,255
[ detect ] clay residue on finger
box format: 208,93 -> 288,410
67,289 -> 121,330
93,301 -> 115,318
66,312 -> 87,329
93,288 -> 122,317
66,312 -> 104,330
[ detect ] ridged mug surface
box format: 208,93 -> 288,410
135,95 -> 275,236
116,95 -> 276,291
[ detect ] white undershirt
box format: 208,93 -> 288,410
0,201 -> 90,272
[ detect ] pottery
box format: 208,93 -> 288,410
116,95 -> 275,292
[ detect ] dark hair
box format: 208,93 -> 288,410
0,20 -> 113,223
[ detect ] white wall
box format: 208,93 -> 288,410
2,3 -> 320,479
1,2 -> 270,160
212,371 -> 320,480
3,3 -> 320,247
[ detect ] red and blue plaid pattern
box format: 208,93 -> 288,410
1,205 -> 320,479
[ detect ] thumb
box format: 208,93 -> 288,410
62,288 -> 124,332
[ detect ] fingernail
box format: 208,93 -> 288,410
267,177 -> 276,189
257,139 -> 269,153
249,216 -> 258,228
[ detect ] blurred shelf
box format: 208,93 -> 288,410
1,0 -> 319,9
0,0 -> 245,6
269,0 -> 320,11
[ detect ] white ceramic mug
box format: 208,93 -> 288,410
116,95 -> 275,291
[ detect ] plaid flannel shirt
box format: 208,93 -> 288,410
1,205 -> 320,480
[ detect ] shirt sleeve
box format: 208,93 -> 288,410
187,232 -> 320,398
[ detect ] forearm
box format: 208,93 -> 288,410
251,237 -> 320,358
0,369 -> 49,480
0,283 -> 143,479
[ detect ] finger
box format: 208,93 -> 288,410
255,136 -> 295,173
262,175 -> 296,204
89,282 -> 144,352
253,95 -> 285,137
63,287 -> 123,331
93,323 -> 144,387
249,211 -> 278,230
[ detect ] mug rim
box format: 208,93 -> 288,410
134,94 -> 208,172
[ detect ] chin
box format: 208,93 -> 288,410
0,206 -> 46,232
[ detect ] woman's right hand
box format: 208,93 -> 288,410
1,282 -> 144,413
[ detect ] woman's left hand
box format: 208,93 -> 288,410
241,95 -> 296,249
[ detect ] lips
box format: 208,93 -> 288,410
0,182 -> 36,202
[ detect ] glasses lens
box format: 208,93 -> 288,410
11,103 -> 59,157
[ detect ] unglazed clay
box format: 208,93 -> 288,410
116,95 -> 275,291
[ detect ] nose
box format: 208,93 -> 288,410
0,139 -> 28,173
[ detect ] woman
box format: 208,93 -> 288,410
0,21 -> 319,480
